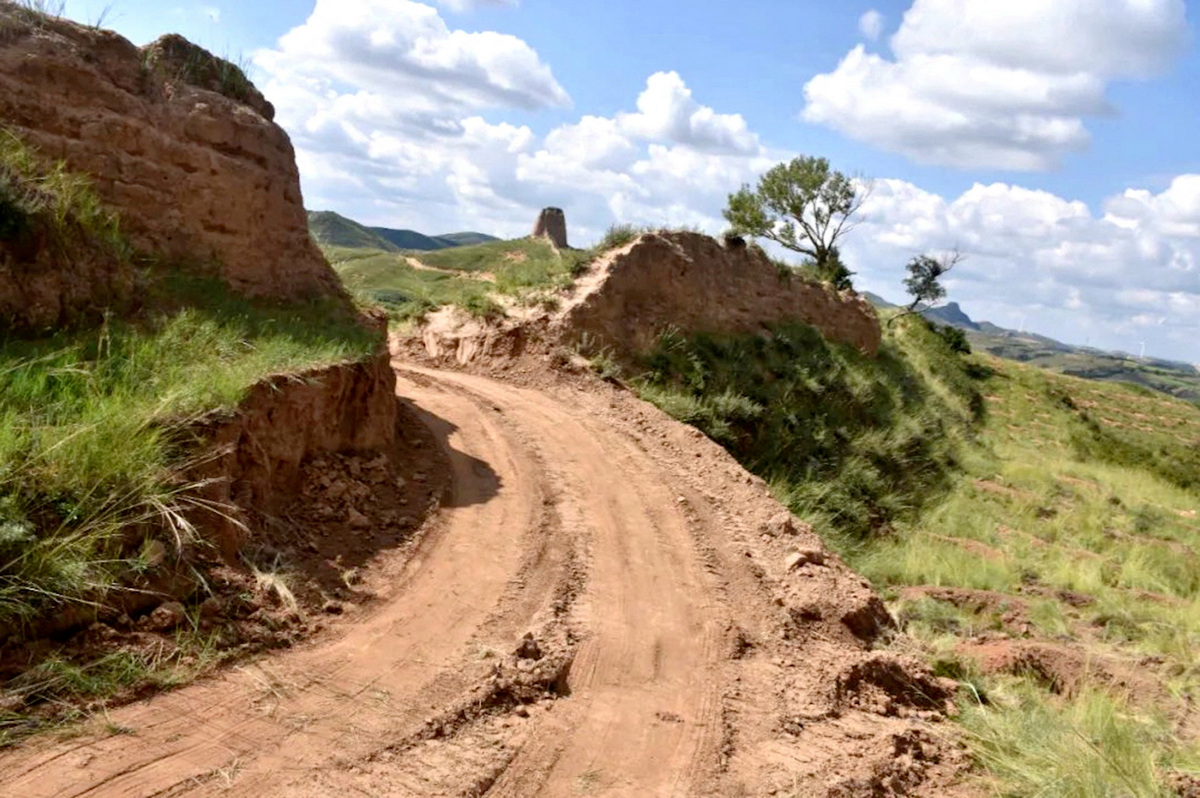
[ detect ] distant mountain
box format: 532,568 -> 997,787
307,211 -> 398,251
862,292 -> 1200,403
367,227 -> 451,251
307,210 -> 500,253
435,232 -> 500,247
364,227 -> 499,251
922,302 -> 979,331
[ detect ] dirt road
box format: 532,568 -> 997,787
0,365 -> 961,797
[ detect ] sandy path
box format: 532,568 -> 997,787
0,364 -> 960,797
0,367 -> 727,797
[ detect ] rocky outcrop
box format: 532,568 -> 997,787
0,6 -> 336,299
562,231 -> 882,357
531,207 -> 568,249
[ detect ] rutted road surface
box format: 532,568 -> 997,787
0,364 -> 963,797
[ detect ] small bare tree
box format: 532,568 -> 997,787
890,249 -> 964,326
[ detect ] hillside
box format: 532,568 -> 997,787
2,215 -> 977,795
306,209 -> 498,252
0,6 -> 408,751
307,210 -> 398,251
866,292 -> 1200,403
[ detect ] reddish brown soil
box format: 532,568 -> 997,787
0,357 -> 972,796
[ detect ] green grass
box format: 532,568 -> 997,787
0,269 -> 375,628
960,679 -> 1200,798
326,238 -> 593,322
0,626 -> 226,748
634,314 -> 980,541
0,128 -> 127,258
329,247 -> 497,321
413,237 -> 592,289
967,331 -> 1200,404
595,223 -> 653,251
0,131 -> 377,633
618,301 -> 1200,795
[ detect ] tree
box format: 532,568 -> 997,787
895,250 -> 963,323
724,156 -> 867,287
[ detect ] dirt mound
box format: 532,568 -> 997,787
0,6 -> 336,301
407,230 -> 884,371
187,343 -> 401,560
957,640 -> 1162,699
560,230 -> 882,357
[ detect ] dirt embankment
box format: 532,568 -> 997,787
0,9 -> 422,699
187,340 -> 401,560
562,231 -> 882,357
0,5 -> 337,322
409,231 -> 884,370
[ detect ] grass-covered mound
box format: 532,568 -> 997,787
621,306 -> 1200,794
633,315 -> 981,542
326,237 -> 592,322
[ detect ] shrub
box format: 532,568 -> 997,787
596,223 -> 652,252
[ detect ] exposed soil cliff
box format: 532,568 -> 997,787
0,5 -> 336,301
563,231 -> 882,357
189,343 -> 401,560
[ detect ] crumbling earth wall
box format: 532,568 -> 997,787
0,7 -> 336,302
563,231 -> 882,357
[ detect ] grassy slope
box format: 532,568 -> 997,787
1,133 -> 374,683
326,237 -> 592,322
306,210 -> 398,252
970,333 -> 1200,404
872,358 -> 1200,796
625,310 -> 1200,795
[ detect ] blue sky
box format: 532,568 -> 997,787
54,0 -> 1200,362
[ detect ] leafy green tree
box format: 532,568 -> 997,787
724,156 -> 867,288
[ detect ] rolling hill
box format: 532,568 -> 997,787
864,292 -> 1200,403
307,210 -> 499,252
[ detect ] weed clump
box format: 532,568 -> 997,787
596,223 -> 652,252
0,129 -> 127,258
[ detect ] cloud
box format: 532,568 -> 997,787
843,175 -> 1200,359
803,0 -> 1189,170
255,0 -> 569,121
616,71 -> 762,155
254,2 -> 1198,361
858,10 -> 884,41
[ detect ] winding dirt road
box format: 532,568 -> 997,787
0,364 -> 961,797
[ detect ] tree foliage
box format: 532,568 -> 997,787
895,249 -> 963,319
724,156 -> 866,288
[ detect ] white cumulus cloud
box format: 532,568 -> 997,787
616,71 -> 762,155
803,0 -> 1189,170
255,0 -> 569,121
435,0 -> 518,10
